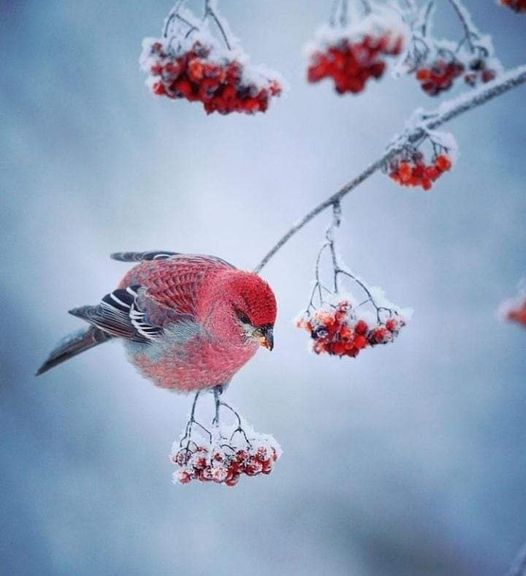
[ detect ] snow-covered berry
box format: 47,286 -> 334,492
415,56 -> 465,96
305,10 -> 407,95
297,299 -> 407,359
171,418 -> 282,487
387,150 -> 453,191
140,37 -> 282,115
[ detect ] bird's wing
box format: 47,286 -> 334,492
110,251 -> 179,262
69,285 -> 191,342
110,251 -> 235,270
117,253 -> 236,317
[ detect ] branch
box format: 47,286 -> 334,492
254,65 -> 526,273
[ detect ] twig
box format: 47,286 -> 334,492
421,0 -> 435,37
401,0 -> 418,13
204,0 -> 232,50
254,65 -> 526,273
446,0 -> 478,51
163,0 -> 186,38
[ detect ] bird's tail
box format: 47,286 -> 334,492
36,326 -> 112,376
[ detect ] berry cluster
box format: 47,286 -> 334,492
172,432 -> 281,487
500,0 -> 526,12
297,300 -> 406,358
387,150 -> 453,191
463,58 -> 497,87
140,38 -> 282,115
414,52 -> 498,96
307,32 -> 404,94
415,57 -> 465,96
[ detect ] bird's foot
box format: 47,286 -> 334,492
212,384 -> 225,426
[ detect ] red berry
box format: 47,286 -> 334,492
152,81 -> 166,96
307,31 -> 404,95
177,470 -> 192,485
354,320 -> 369,335
435,154 -> 452,172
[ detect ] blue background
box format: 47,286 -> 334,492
1,1 -> 525,574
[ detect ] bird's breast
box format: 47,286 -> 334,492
125,330 -> 258,393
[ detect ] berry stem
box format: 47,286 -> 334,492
421,0 -> 435,37
254,65 -> 526,273
330,0 -> 349,27
359,0 -> 372,17
309,200 -> 380,312
204,0 -> 232,50
212,384 -> 222,425
180,391 -> 214,450
327,202 -> 342,292
400,0 -> 418,14
220,401 -> 252,446
446,0 -> 478,51
163,0 -> 186,38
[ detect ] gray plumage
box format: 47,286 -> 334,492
36,326 -> 112,375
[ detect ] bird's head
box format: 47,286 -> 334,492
205,270 -> 277,350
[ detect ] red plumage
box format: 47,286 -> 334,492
121,255 -> 277,391
38,253 -> 277,393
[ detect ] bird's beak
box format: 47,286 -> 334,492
254,325 -> 274,351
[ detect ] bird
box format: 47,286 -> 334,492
36,251 -> 277,394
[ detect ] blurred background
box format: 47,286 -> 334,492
1,1 -> 525,574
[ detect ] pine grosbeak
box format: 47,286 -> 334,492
37,251 -> 277,393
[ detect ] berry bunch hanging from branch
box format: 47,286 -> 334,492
397,0 -> 501,95
305,0 -> 408,94
296,203 -> 411,358
140,0 -> 284,114
171,389 -> 282,487
385,121 -> 456,191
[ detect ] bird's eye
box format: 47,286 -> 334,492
237,311 -> 250,324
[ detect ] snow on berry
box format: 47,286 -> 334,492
462,56 -> 499,87
297,203 -> 412,360
414,50 -> 465,96
412,49 -> 499,95
499,0 -> 526,12
387,149 -> 453,191
305,8 -> 408,95
397,0 -> 502,96
140,4 -> 283,115
385,129 -> 457,191
171,412 -> 282,487
297,293 -> 408,359
498,283 -> 526,328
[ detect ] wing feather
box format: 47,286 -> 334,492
117,253 -> 236,316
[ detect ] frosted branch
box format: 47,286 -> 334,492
254,65 -> 526,273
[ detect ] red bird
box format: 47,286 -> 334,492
37,251 -> 277,393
